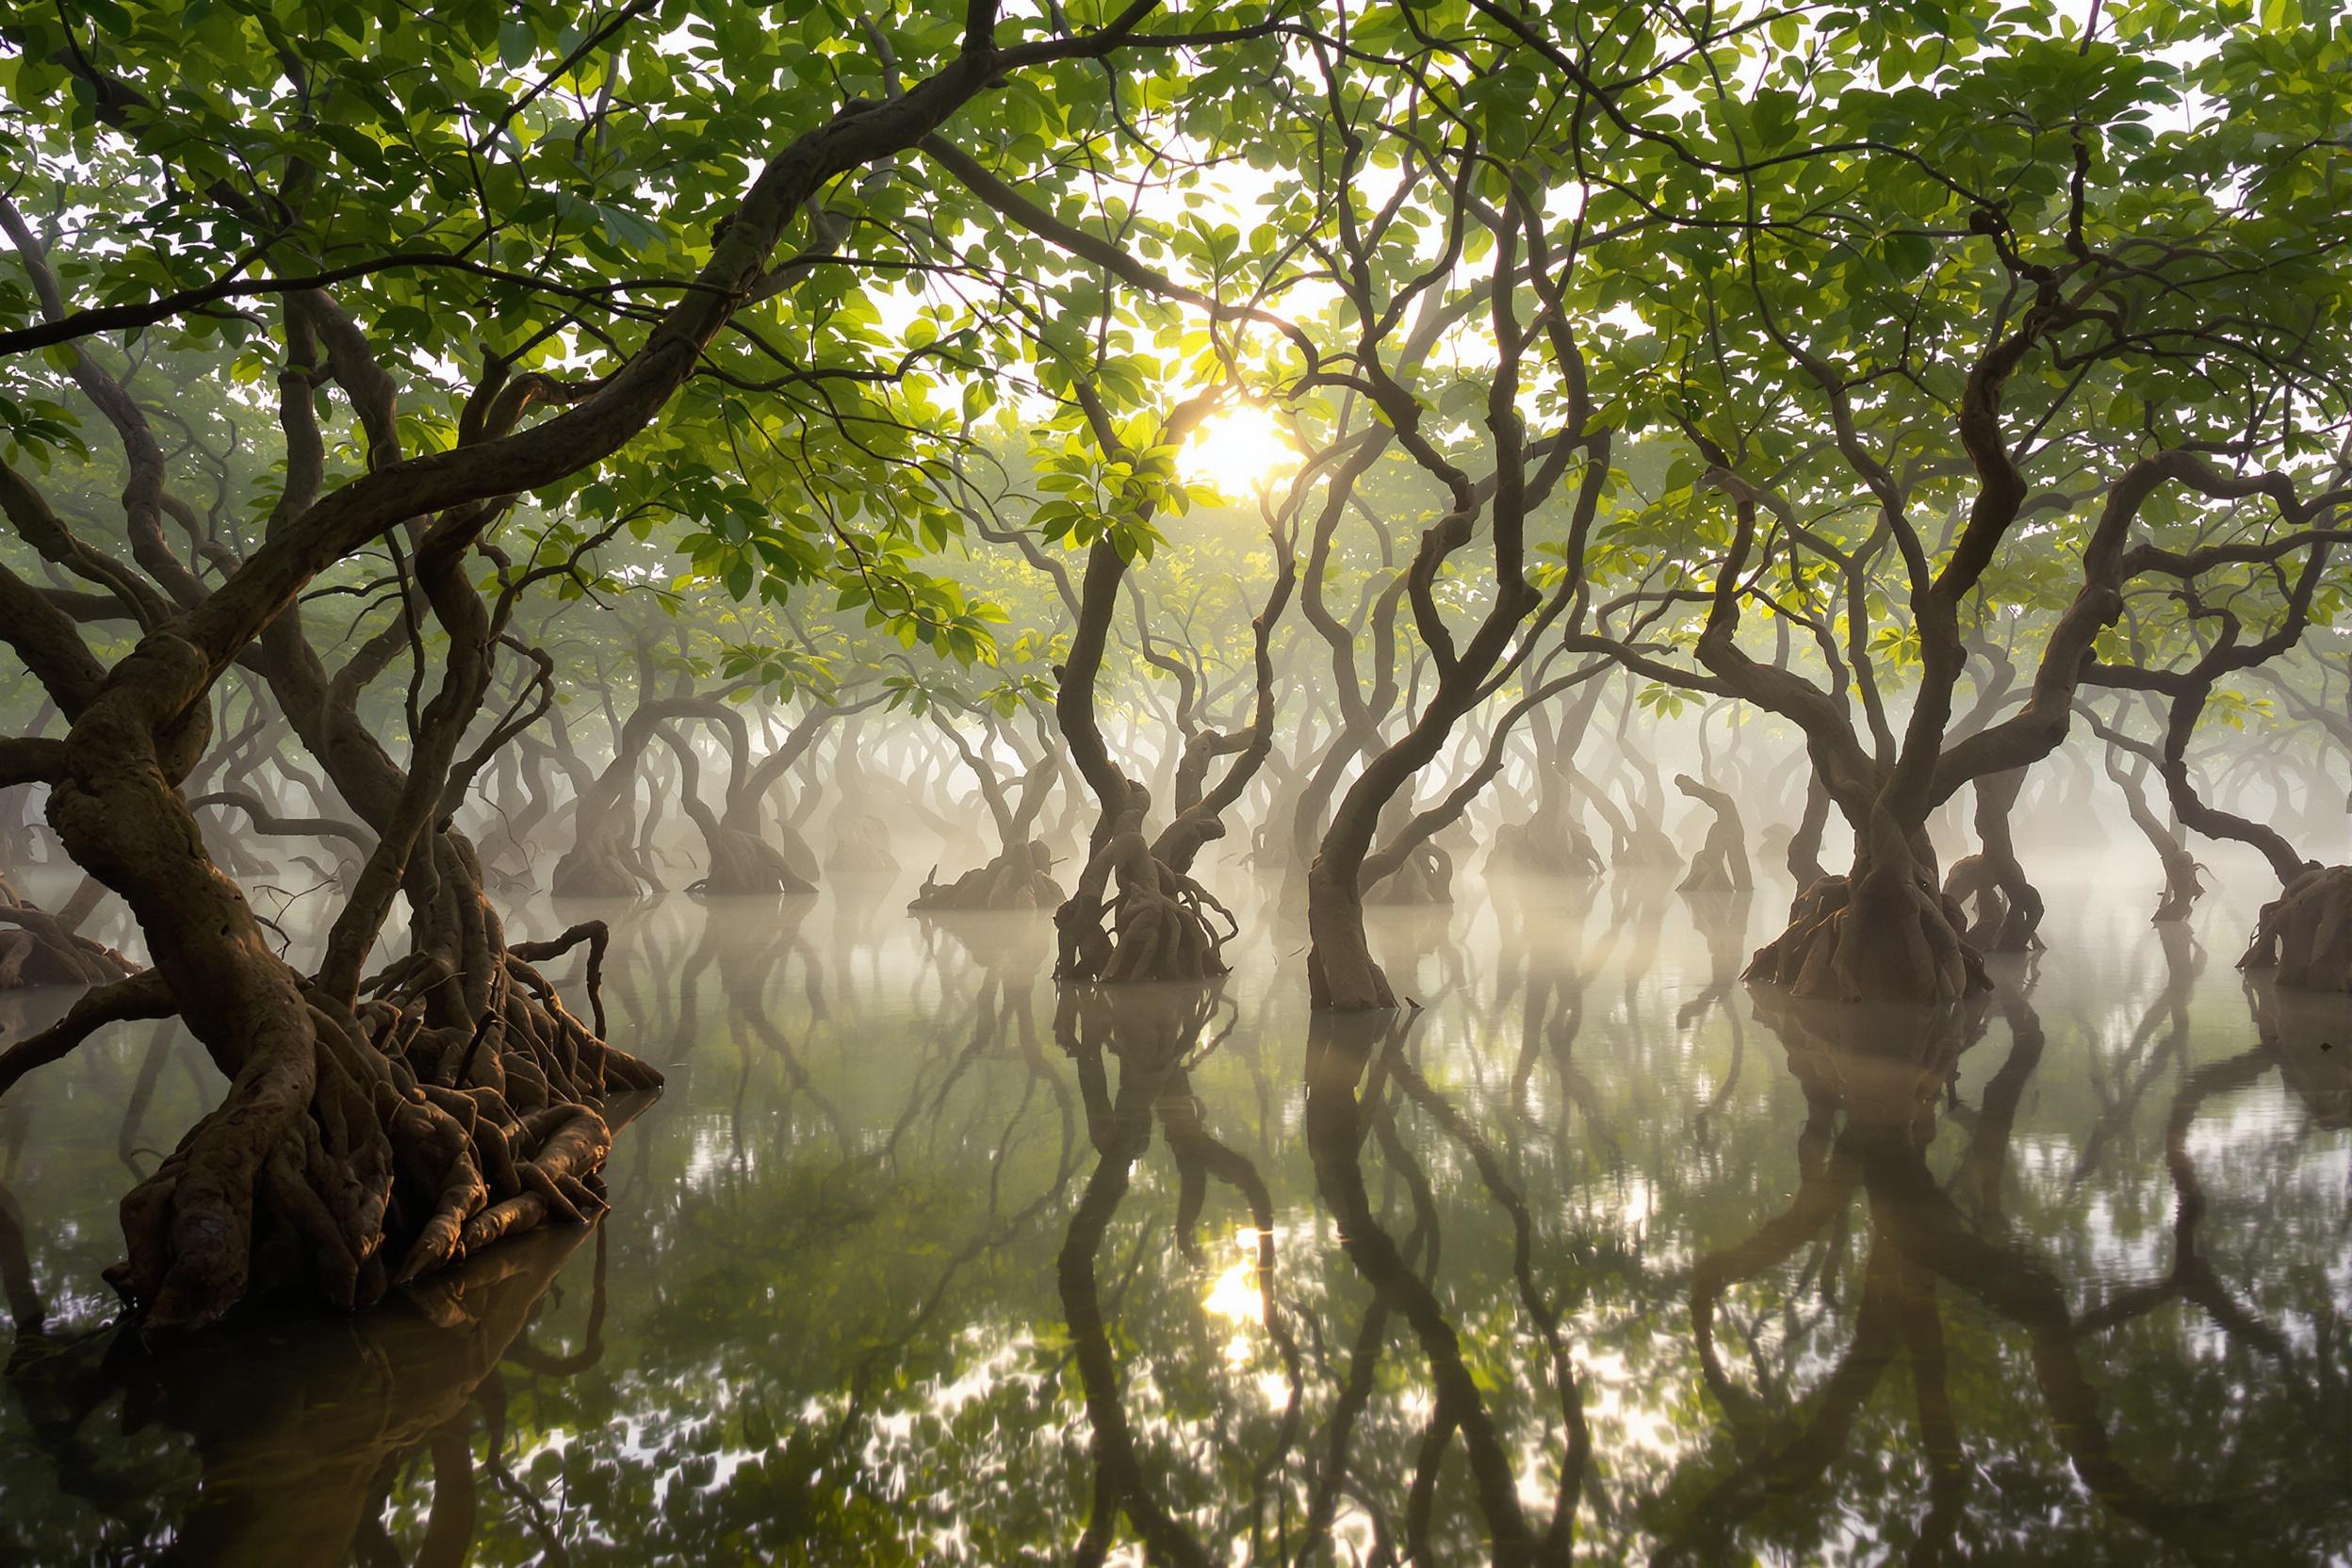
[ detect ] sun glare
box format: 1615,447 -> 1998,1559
1183,408 -> 1298,499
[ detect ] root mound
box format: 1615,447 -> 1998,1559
108,923 -> 662,1330
1056,871 -> 1234,983
549,842 -> 656,901
909,841 -> 1065,912
1747,871 -> 1989,1004
687,828 -> 818,897
2240,865 -> 2352,993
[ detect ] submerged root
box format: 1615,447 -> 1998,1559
908,841 -> 1065,912
104,923 -> 661,1330
2239,865 -> 2352,993
1747,871 -> 1990,1004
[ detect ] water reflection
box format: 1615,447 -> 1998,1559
1306,1008 -> 1586,1563
7,1224 -> 594,1567
0,870 -> 2345,1562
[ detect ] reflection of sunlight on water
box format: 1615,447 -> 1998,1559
1331,1499 -> 1380,1564
1616,1172 -> 1656,1240
1202,1228 -> 1267,1326
930,1327 -> 1040,1412
1204,1229 -> 1299,1407
1203,1261 -> 1264,1326
1574,1336 -> 1702,1490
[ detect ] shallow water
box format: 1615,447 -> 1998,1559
2,857 -> 2347,1565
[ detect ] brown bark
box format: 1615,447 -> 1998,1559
1674,772 -> 1753,894
1055,783 -> 1235,983
1938,767 -> 2044,952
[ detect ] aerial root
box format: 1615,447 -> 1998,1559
1102,873 -> 1234,981
1940,853 -> 2045,952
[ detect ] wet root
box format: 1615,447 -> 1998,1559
2239,865 -> 2352,993
1056,869 -> 1236,984
104,923 -> 661,1329
1940,855 -> 2046,953
1746,873 -> 1990,1004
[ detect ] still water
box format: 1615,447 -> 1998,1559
1,858 -> 2347,1565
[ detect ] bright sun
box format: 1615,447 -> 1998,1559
1182,407 -> 1298,499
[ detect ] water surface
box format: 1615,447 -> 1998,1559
2,858 -> 2346,1565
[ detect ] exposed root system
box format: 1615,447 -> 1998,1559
2240,864 -> 2352,993
908,841 -> 1065,912
686,826 -> 817,897
1940,854 -> 2047,952
1056,786 -> 1235,984
1747,870 -> 1990,1003
104,921 -> 660,1329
